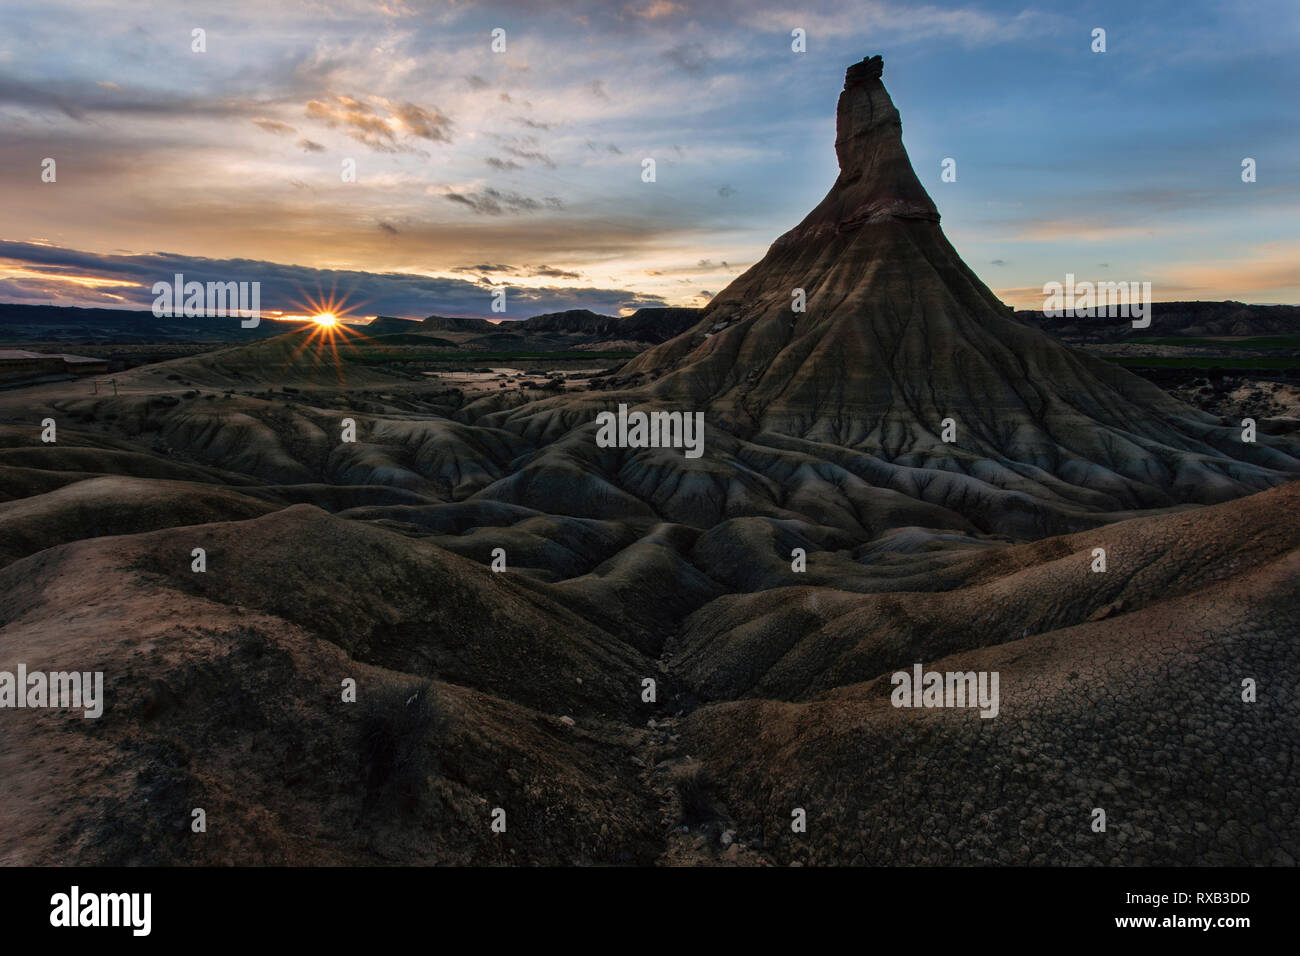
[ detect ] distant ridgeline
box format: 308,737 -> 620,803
0,303 -> 701,347
381,308 -> 702,344
0,304 -> 302,343
1018,301 -> 1300,341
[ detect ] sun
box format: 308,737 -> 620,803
312,312 -> 338,328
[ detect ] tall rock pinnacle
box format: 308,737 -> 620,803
786,56 -> 939,245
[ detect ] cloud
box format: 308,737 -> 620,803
502,145 -> 555,167
253,118 -> 297,135
441,188 -> 563,215
974,186 -> 1300,244
740,0 -> 1057,46
663,42 -> 712,75
717,185 -> 736,198
451,264 -> 513,274
391,101 -> 453,141
1151,240 -> 1300,299
528,264 -> 583,279
297,138 -> 326,152
632,1 -> 686,18
996,242 -> 1300,307
0,239 -> 664,318
0,70 -> 255,122
486,157 -> 523,171
304,94 -> 452,152
452,263 -> 583,280
639,257 -> 743,279
492,135 -> 557,168
988,219 -> 1178,243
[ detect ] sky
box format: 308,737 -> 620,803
1,0 -> 1298,321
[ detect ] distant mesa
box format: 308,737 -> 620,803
0,348 -> 108,382
359,307 -> 700,345
420,314 -> 500,333
364,315 -> 425,336
519,309 -> 613,334
519,308 -> 700,343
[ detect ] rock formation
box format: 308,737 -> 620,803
611,56 -> 1298,519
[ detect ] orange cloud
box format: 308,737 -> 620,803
1151,241 -> 1300,300
304,95 -> 452,152
633,1 -> 685,18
